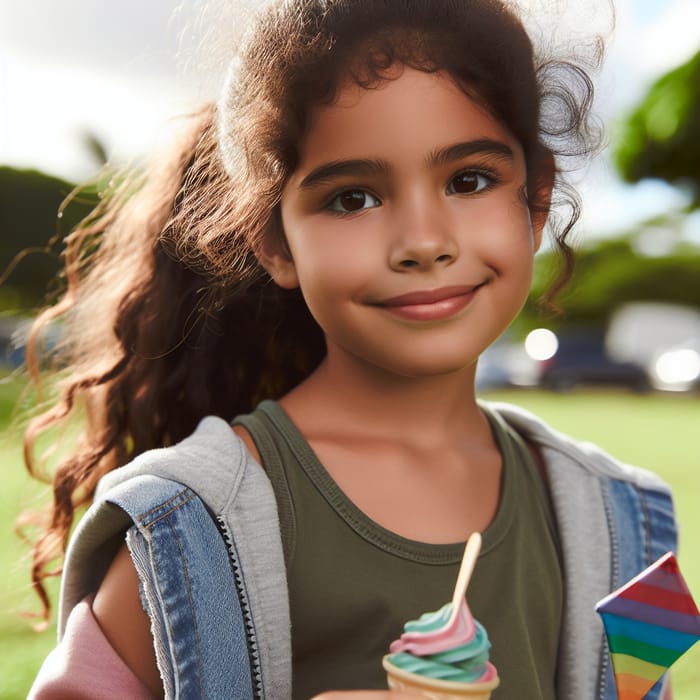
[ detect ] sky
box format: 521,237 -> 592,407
1,0 -> 700,240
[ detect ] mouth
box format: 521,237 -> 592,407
376,284 -> 485,321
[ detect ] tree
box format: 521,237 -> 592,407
0,168 -> 98,311
523,234 -> 700,331
615,50 -> 700,207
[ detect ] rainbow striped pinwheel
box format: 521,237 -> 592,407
595,552 -> 700,700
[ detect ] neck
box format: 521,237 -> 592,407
280,348 -> 487,448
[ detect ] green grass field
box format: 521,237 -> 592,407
1,376 -> 698,698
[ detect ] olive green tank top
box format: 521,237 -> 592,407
234,401 -> 562,700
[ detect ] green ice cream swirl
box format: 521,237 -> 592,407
387,603 -> 495,683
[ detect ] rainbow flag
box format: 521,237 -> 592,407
596,552 -> 700,700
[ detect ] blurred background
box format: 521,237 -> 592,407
1,0 -> 699,698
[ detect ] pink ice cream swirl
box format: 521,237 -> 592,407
387,599 -> 497,684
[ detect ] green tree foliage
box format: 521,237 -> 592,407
615,50 -> 700,206
0,168 -> 97,311
525,236 -> 700,329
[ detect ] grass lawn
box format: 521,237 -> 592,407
1,375 -> 698,698
0,374 -> 60,700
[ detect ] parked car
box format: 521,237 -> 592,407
475,337 -> 540,391
538,329 -> 651,392
0,316 -> 61,370
0,317 -> 27,369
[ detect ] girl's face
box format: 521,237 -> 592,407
269,67 -> 547,380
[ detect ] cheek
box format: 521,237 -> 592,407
284,220 -> 378,291
474,197 -> 535,255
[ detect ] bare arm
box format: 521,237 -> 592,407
92,543 -> 163,698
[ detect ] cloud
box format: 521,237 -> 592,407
1,51 -> 196,179
635,0 -> 700,77
0,0 -> 214,178
601,0 -> 700,114
2,0 -> 699,243
0,0 -> 188,78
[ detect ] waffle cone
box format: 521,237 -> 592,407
382,656 -> 499,700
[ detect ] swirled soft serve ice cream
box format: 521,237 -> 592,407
382,533 -> 499,699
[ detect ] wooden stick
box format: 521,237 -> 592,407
447,532 -> 482,626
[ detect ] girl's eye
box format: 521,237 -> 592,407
447,171 -> 494,195
327,189 -> 381,213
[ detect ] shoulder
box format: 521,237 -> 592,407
96,415 -> 258,510
482,400 -> 672,495
59,416 -> 269,632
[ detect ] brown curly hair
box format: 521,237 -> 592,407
24,0 -> 605,619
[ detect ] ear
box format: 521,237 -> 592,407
528,150 -> 555,252
254,217 -> 300,290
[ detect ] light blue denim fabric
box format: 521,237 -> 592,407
106,474 -> 256,699
600,479 -> 678,700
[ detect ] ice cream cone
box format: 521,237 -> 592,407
383,655 -> 499,700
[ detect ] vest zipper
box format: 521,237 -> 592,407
596,641 -> 609,700
216,515 -> 265,700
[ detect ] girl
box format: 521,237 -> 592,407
26,1 -> 676,698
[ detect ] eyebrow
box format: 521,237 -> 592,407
297,139 -> 515,191
428,139 -> 515,167
298,158 -> 390,190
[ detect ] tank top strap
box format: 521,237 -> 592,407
479,402 -> 560,546
233,406 -> 298,564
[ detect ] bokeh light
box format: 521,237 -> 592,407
653,348 -> 700,389
524,328 -> 559,361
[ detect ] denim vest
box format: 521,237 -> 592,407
57,405 -> 677,700
58,417 -> 291,700
110,475 -> 257,699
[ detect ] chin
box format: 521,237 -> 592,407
368,352 -> 478,380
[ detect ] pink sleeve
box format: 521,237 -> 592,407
28,597 -> 156,700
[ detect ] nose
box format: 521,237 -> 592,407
388,196 -> 458,271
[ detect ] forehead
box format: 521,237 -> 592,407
295,67 -> 523,171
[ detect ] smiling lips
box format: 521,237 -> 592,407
378,284 -> 484,321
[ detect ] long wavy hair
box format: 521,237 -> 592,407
23,0 -> 604,619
